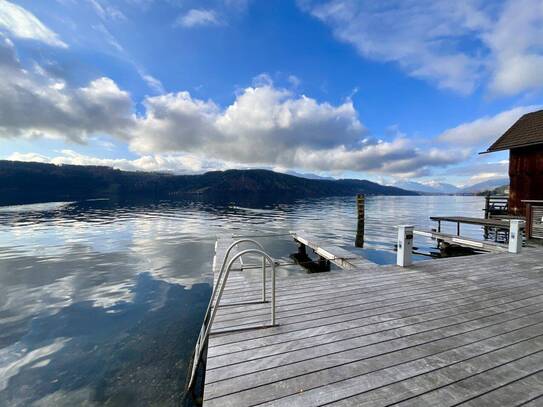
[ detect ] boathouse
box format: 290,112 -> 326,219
485,109 -> 543,239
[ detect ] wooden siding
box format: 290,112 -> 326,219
509,145 -> 543,215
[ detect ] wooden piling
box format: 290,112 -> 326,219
355,194 -> 365,248
484,193 -> 490,239
354,194 -> 366,247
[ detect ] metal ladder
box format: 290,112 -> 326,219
186,239 -> 277,392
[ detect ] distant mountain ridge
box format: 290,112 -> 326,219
459,178 -> 509,194
392,180 -> 460,194
0,160 -> 416,206
393,178 -> 509,195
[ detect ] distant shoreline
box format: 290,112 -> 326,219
0,160 -> 417,207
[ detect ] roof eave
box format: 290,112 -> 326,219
480,140 -> 543,154
479,147 -> 507,155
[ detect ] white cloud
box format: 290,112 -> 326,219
137,69 -> 165,94
88,0 -> 126,21
128,84 -> 468,176
438,105 -> 541,147
92,23 -> 124,52
0,36 -> 470,178
299,0 -> 543,95
0,37 -> 134,143
485,0 -> 543,94
141,74 -> 164,93
176,9 -> 221,28
130,84 -> 365,161
6,152 -> 51,163
291,140 -> 469,177
0,0 -> 67,47
288,75 -> 301,88
6,150 -> 222,174
132,91 -> 220,154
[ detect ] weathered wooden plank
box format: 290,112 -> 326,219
206,326 -> 543,406
213,255 -> 543,319
214,260 -> 538,313
458,370 -> 543,407
207,283 -> 543,357
325,339 -> 543,407
202,237 -> 543,407
518,394 -> 543,407
216,247 -> 542,296
205,301 -> 543,384
430,216 -> 512,228
393,351 -> 543,407
211,272 -> 540,326
414,230 -> 509,252
204,319 -> 543,404
217,247 -> 543,298
209,274 -> 543,346
208,287 -> 543,362
209,276 -> 542,346
291,231 -> 376,270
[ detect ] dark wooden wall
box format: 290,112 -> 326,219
509,145 -> 543,215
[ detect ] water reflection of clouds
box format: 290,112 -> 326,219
0,197 -> 487,405
0,338 -> 70,392
1,274 -> 210,406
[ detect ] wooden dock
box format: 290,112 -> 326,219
291,231 -> 375,270
429,216 -> 514,231
202,237 -> 543,406
413,230 -> 510,253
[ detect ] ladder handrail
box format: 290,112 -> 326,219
203,239 -> 265,327
202,249 -> 276,344
187,242 -> 275,392
216,239 -> 265,298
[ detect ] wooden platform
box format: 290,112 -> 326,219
413,230 -> 509,253
291,231 -> 375,270
203,239 -> 543,406
429,216 -> 513,228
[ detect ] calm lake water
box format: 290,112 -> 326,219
0,195 -> 485,406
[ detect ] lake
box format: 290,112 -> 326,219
0,195 -> 485,406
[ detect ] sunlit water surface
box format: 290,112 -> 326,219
0,196 -> 485,406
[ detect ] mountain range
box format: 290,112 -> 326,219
393,178 -> 509,194
0,160 -> 415,206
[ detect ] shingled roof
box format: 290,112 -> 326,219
486,109 -> 543,152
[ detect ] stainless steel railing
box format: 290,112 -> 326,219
186,239 -> 277,392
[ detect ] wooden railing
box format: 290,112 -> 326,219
484,194 -> 509,218
525,201 -> 543,240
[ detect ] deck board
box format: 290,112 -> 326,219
457,371 -> 543,406
203,239 -> 543,406
429,216 -> 513,228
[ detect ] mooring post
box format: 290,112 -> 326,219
525,203 -> 533,240
508,220 -> 524,254
397,225 -> 414,267
484,193 -> 491,238
355,194 -> 365,248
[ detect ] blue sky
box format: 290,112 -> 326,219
0,0 -> 542,187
